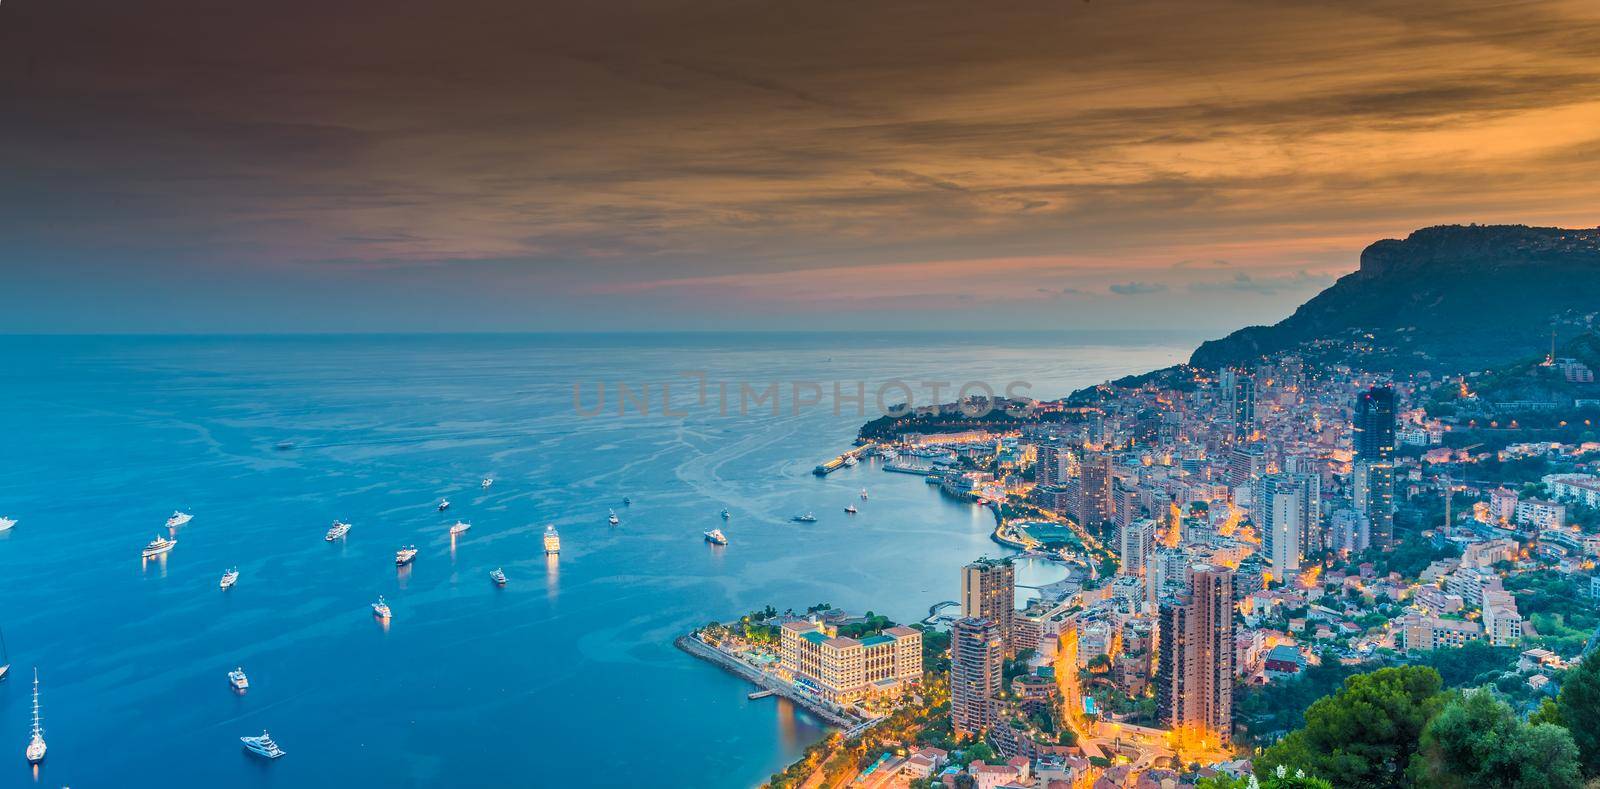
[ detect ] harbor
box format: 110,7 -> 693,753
811,444 -> 876,476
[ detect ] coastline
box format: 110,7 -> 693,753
674,634 -> 859,730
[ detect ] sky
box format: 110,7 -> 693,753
2,0 -> 1599,333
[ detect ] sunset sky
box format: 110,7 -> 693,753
3,0 -> 1598,332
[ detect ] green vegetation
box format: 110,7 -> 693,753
1236,653 -> 1368,741
1258,666 -> 1446,788
1415,689 -> 1582,788
1542,650 -> 1600,776
1198,767 -> 1333,789
1505,572 -> 1600,654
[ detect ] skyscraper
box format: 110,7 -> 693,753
1230,374 -> 1257,442
1119,517 -> 1156,577
1077,451 -> 1113,527
1354,387 -> 1396,546
950,617 -> 1004,738
1257,473 -> 1317,579
961,558 -> 1016,655
1155,565 -> 1235,746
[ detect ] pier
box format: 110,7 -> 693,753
675,635 -> 861,729
812,444 -> 875,476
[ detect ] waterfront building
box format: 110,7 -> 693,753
950,617 -> 1004,738
779,621 -> 922,704
1155,565 -> 1235,747
961,558 -> 1016,656
1353,386 -> 1396,546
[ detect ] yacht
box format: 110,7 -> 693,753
490,568 -> 507,586
166,511 -> 193,528
607,509 -> 620,526
543,525 -> 561,555
481,478 -> 493,489
860,488 -> 869,500
395,546 -> 418,565
0,517 -> 14,532
843,455 -> 859,467
325,520 -> 352,541
371,595 -> 392,619
437,499 -> 450,512
240,730 -> 285,759
450,521 -> 471,536
844,504 -> 857,514
720,508 -> 731,520
704,528 -> 728,546
142,534 -> 177,558
791,513 -> 817,523
25,669 -> 44,765
228,667 -> 249,691
220,567 -> 239,589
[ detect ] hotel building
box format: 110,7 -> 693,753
779,621 -> 922,705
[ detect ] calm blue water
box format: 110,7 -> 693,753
0,332 -> 1192,788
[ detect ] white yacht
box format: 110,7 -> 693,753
228,667 -> 249,691
489,568 -> 507,585
860,488 -> 869,500
0,517 -> 14,532
844,504 -> 857,514
220,567 -> 239,589
449,521 -> 471,536
325,520 -> 352,541
395,546 -> 418,566
166,511 -> 193,528
481,478 -> 493,489
543,525 -> 561,555
142,534 -> 177,558
371,595 -> 391,619
437,499 -> 450,512
25,669 -> 44,765
704,528 -> 728,546
843,455 -> 859,467
791,513 -> 817,523
607,509 -> 620,526
240,730 -> 284,759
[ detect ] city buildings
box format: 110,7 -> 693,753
1354,386 -> 1397,546
950,617 -> 1004,738
779,620 -> 923,704
1155,565 -> 1235,747
962,558 -> 1017,656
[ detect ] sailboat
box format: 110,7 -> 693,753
25,668 -> 45,765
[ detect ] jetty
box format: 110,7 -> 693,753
812,444 -> 875,476
676,634 -> 859,729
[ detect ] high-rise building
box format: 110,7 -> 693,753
1354,387 -> 1396,546
1229,374 -> 1257,442
961,558 -> 1016,655
1257,473 -> 1317,579
1114,483 -> 1143,532
1119,517 -> 1156,577
1036,440 -> 1064,487
950,617 -> 1004,738
1155,565 -> 1235,746
1226,446 -> 1264,488
1077,451 -> 1113,526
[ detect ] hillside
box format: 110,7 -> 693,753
1189,225 -> 1600,373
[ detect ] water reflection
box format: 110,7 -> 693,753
396,563 -> 411,589
544,554 -> 559,598
142,552 -> 169,578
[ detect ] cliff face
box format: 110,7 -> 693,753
1188,225 -> 1600,372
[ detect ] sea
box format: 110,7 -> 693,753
0,332 -> 1194,788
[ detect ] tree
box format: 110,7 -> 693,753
1416,688 -> 1582,789
1197,767 -> 1333,789
1257,665 -> 1446,788
1554,653 -> 1600,776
